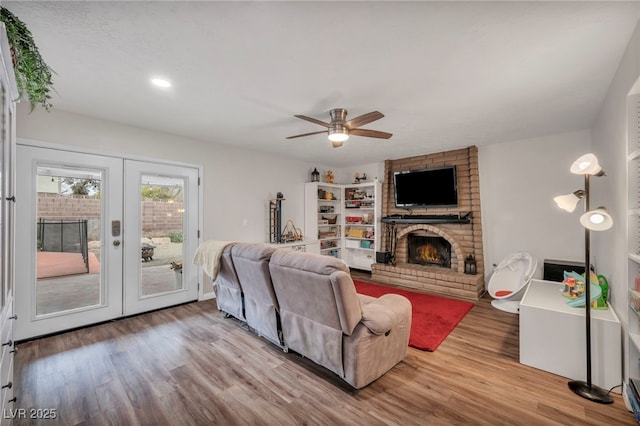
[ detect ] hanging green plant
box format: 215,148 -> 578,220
0,7 -> 55,111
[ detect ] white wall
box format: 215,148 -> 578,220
591,20 -> 640,384
332,162 -> 385,186
478,131 -> 590,280
308,163 -> 385,186
15,104 -> 321,244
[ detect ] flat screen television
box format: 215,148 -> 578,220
393,166 -> 458,208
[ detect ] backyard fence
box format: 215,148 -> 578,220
37,193 -> 184,240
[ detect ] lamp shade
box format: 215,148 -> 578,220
580,207 -> 613,231
570,153 -> 604,176
554,190 -> 585,212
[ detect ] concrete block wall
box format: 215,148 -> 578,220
141,199 -> 184,237
37,193 -> 184,240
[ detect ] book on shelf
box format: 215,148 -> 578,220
628,388 -> 640,422
632,378 -> 640,400
628,380 -> 640,422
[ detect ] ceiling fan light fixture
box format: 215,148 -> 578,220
328,127 -> 349,143
286,108 -> 391,144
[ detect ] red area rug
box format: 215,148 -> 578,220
354,280 -> 474,351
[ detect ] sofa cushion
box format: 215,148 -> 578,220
269,250 -> 361,335
231,243 -> 281,347
212,243 -> 244,320
231,243 -> 275,263
270,249 -> 349,275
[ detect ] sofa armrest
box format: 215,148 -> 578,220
374,293 -> 412,313
357,293 -> 377,304
360,294 -> 411,335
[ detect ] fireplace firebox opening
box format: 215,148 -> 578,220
408,235 -> 451,268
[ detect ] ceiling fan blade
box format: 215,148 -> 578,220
349,128 -> 393,139
286,130 -> 328,139
294,115 -> 331,128
345,111 -> 384,129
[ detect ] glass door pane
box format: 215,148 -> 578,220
140,174 -> 185,296
35,166 -> 103,315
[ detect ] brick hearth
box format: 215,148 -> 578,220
371,146 -> 485,300
371,263 -> 484,300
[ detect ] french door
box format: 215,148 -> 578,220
123,160 -> 199,315
15,145 -> 200,340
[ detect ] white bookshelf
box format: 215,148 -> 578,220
342,181 -> 382,271
626,89 -> 640,408
304,180 -> 382,270
304,182 -> 343,259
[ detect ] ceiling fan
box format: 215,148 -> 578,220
286,108 -> 392,148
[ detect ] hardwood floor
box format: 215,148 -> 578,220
12,275 -> 635,425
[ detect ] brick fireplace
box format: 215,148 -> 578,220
371,147 -> 484,300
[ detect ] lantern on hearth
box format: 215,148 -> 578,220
464,255 -> 477,275
311,168 -> 320,182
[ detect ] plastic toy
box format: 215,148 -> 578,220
592,274 -> 609,310
562,270 -> 585,299
563,270 -> 604,308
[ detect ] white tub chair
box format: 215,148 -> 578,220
488,252 -> 537,314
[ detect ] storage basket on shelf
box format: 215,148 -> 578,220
347,228 -> 366,238
319,227 -> 340,239
320,240 -> 337,249
322,214 -> 337,224
346,240 -> 360,249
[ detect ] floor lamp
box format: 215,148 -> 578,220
553,153 -> 614,404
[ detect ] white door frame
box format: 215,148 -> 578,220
15,139 -> 204,340
15,145 -> 124,339
123,160 -> 199,315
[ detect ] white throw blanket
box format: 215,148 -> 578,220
192,240 -> 236,280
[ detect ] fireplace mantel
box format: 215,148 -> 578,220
381,213 -> 471,224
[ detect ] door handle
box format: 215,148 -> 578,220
113,240 -> 121,247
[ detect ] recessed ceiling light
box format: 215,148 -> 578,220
151,78 -> 171,88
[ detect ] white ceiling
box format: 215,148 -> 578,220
5,1 -> 640,167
